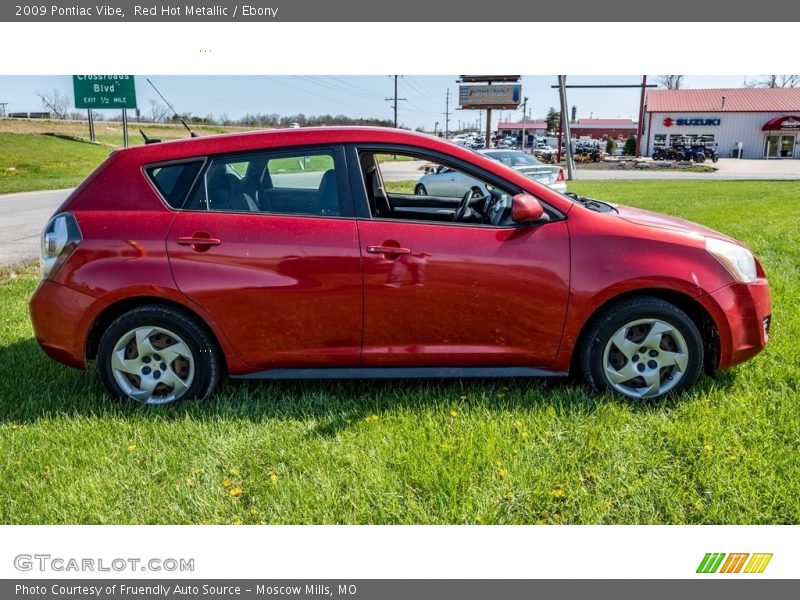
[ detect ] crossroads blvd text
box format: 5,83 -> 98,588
133,4 -> 280,17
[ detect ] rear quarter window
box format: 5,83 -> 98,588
145,161 -> 204,209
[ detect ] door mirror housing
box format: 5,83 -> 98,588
511,193 -> 545,223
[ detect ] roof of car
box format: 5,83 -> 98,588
121,126 -> 459,162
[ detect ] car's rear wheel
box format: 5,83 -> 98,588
97,305 -> 220,404
415,184 -> 427,196
579,297 -> 703,401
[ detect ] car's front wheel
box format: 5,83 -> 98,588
97,304 -> 221,404
579,296 -> 703,400
415,184 -> 427,195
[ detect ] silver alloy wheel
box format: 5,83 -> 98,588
602,318 -> 690,399
110,326 -> 195,404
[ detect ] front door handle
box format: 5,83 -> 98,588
177,235 -> 221,251
367,245 -> 411,256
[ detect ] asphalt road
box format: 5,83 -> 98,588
0,189 -> 70,266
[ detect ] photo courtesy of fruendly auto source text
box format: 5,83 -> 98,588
0,0 -> 798,596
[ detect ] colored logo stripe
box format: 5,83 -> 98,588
697,553 -> 772,574
744,553 -> 773,573
697,553 -> 726,573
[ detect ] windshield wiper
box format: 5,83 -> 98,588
565,192 -> 618,213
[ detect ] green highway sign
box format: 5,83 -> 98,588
73,75 -> 137,109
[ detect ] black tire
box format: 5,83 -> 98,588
415,184 -> 427,196
695,153 -> 706,163
712,154 -> 719,163
579,296 -> 703,401
97,304 -> 221,404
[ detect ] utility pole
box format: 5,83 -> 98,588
521,96 -> 528,152
0,102 -> 7,117
385,75 -> 407,129
443,88 -> 451,137
434,121 -> 439,136
636,74 -> 647,158
558,75 -> 575,181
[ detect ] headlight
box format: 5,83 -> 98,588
40,212 -> 82,279
705,237 -> 757,283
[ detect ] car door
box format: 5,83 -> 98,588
355,147 -> 570,368
166,146 -> 363,370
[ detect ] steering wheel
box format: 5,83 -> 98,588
452,188 -> 484,222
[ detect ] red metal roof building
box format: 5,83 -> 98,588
644,88 -> 800,159
570,118 -> 637,140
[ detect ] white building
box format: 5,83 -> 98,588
644,88 -> 800,159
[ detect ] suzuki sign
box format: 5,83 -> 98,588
663,117 -> 721,127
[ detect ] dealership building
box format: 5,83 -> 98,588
644,88 -> 800,159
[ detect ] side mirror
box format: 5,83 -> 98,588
511,193 -> 545,223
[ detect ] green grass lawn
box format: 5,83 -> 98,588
0,133 -> 113,194
1,180 -> 798,524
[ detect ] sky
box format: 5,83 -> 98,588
0,74 -> 756,131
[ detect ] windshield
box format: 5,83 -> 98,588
484,151 -> 542,167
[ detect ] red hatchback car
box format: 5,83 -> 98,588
29,127 -> 771,404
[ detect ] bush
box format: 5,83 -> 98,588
605,138 -> 617,155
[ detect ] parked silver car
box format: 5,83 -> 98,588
415,149 -> 566,198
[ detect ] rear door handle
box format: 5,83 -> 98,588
367,245 -> 411,255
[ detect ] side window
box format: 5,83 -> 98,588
186,149 -> 344,216
359,150 -> 516,226
145,161 -> 203,209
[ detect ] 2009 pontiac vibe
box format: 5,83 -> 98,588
29,127 -> 771,404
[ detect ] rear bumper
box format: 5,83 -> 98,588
701,279 -> 771,370
29,281 -> 107,370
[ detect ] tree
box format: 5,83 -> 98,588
36,89 -> 70,119
545,107 -> 560,133
623,136 -> 637,156
756,75 -> 800,88
148,99 -> 170,123
658,75 -> 684,90
605,137 -> 617,155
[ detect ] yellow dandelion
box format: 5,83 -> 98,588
269,473 -> 278,484
194,468 -> 205,475
449,410 -> 458,418
223,479 -> 233,488
586,471 -> 597,481
578,475 -> 585,482
727,455 -> 737,462
703,444 -> 713,452
10,424 -> 22,432
232,519 -> 242,525
551,488 -> 567,500
495,460 -> 503,467
229,487 -> 243,497
250,507 -> 259,516
505,491 -> 515,501
475,515 -> 483,523
513,420 -> 522,428
15,460 -> 22,466
128,444 -> 137,452
499,468 -> 509,478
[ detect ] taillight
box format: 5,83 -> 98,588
556,169 -> 565,182
40,212 -> 82,280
